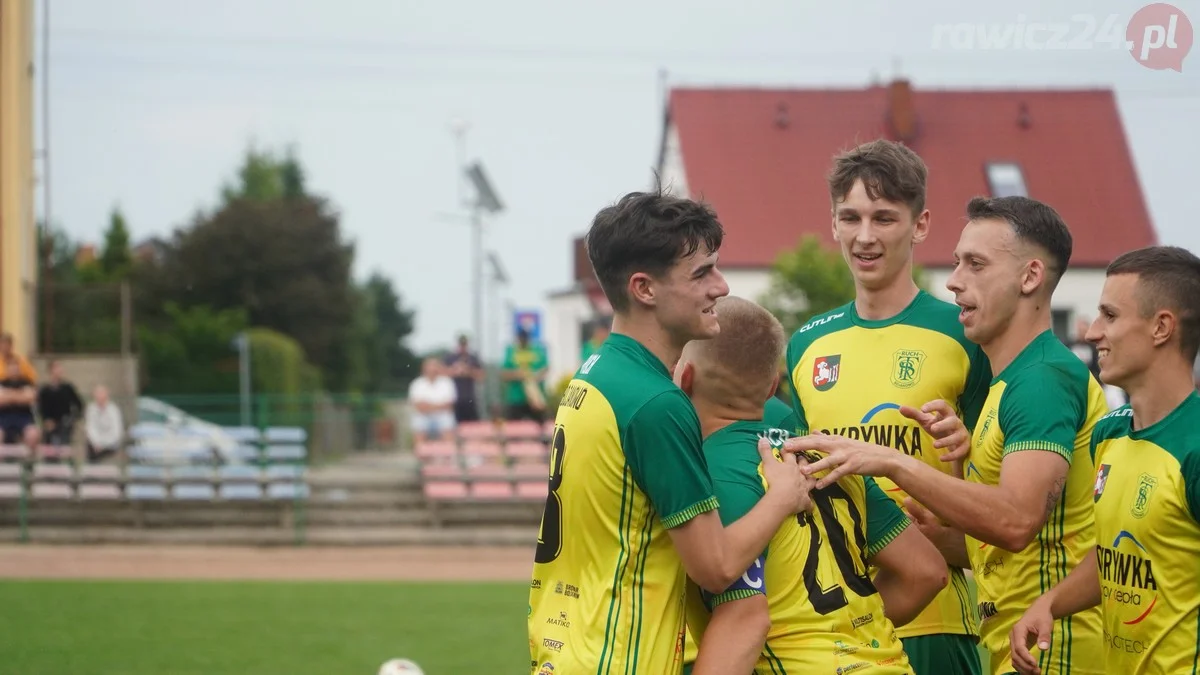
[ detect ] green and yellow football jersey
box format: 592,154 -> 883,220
1090,393 -> 1200,675
528,334 -> 718,675
681,397 -> 796,668
684,408 -> 914,674
966,330 -> 1105,675
786,291 -> 988,641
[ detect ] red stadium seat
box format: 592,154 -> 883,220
470,481 -> 514,499
423,481 -> 468,500
502,420 -> 543,440
505,441 -> 548,461
516,481 -> 548,500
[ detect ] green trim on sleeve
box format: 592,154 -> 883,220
662,496 -> 720,529
710,588 -> 763,608
866,517 -> 911,558
1002,440 -> 1072,463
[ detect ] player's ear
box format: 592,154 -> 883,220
1151,309 -> 1176,348
911,209 -> 931,245
766,373 -> 780,402
628,272 -> 656,308
1019,258 -> 1045,297
677,361 -> 695,396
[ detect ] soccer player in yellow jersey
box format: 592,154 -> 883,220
678,296 -> 948,675
528,191 -> 815,675
785,139 -> 990,675
1010,246 -> 1200,675
788,196 -> 1107,675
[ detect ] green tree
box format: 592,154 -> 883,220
139,304 -> 248,395
759,235 -> 857,336
358,273 -> 419,393
99,207 -> 133,280
220,146 -> 306,204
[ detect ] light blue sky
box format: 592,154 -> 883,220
39,0 -> 1200,359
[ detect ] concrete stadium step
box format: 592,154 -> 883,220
299,508 -> 434,527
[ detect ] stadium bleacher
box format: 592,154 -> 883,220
0,424 -> 311,504
418,419 -> 552,519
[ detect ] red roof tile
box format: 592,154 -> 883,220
664,82 -> 1156,269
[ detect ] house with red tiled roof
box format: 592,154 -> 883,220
543,79 -> 1157,382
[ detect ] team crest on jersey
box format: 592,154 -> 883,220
1094,463 -> 1111,502
1131,473 -> 1158,518
812,355 -> 841,391
890,349 -> 926,389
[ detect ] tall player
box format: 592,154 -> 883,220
787,196 -> 1106,675
784,139 -> 990,675
679,296 -> 948,675
1010,246 -> 1200,675
528,191 -> 815,675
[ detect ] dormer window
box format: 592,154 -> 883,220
986,162 -> 1028,198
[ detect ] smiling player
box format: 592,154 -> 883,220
1010,246 -> 1200,675
784,139 -> 990,675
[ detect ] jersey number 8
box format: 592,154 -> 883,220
534,424 -> 567,564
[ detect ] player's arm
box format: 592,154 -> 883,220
795,372 -> 1080,552
904,499 -> 972,569
1010,550 -> 1100,674
628,392 -> 808,594
864,478 -> 948,627
693,594 -> 770,675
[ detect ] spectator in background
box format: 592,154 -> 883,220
579,316 -> 611,364
84,385 -> 124,462
443,334 -> 483,423
0,359 -> 38,447
408,357 -> 457,443
38,361 -> 84,446
501,328 -> 548,422
0,332 -> 37,383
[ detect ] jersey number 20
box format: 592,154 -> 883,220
534,424 -> 567,564
800,483 -> 878,615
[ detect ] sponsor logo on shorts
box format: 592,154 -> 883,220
542,638 -> 564,652
531,579 -> 542,590
538,662 -> 555,675
546,611 -> 571,628
837,662 -> 870,675
834,640 -> 858,656
850,613 -> 873,629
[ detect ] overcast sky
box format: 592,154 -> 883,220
39,0 -> 1200,359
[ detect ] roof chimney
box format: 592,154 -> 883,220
886,79 -> 917,142
1017,102 -> 1032,129
774,101 -> 790,130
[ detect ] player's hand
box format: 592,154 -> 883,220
759,438 -> 815,514
903,498 -> 946,541
781,434 -> 897,490
899,400 -> 970,463
1010,596 -> 1054,675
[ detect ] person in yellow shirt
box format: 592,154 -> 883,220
784,139 -> 990,675
785,196 -> 1106,675
1010,246 -> 1200,675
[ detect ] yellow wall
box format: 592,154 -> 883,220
0,0 -> 35,355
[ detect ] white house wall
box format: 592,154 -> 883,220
545,292 -> 595,384
657,123 -> 690,197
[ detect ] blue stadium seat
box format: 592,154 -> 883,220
264,427 -> 307,444
265,445 -> 307,463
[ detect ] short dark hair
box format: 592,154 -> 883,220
1107,246 -> 1200,362
828,139 -> 927,216
966,196 -> 1073,291
585,190 -> 724,313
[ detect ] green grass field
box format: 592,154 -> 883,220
0,580 -> 529,675
1,579 -> 992,674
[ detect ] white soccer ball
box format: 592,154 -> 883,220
377,658 -> 425,675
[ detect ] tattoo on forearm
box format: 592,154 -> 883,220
1043,476 -> 1067,522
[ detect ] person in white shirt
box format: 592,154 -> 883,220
408,358 -> 457,443
84,385 -> 124,462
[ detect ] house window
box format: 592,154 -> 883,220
986,162 -> 1028,198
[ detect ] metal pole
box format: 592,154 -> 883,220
472,206 -> 484,367
239,333 -> 251,427
42,0 -> 50,232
